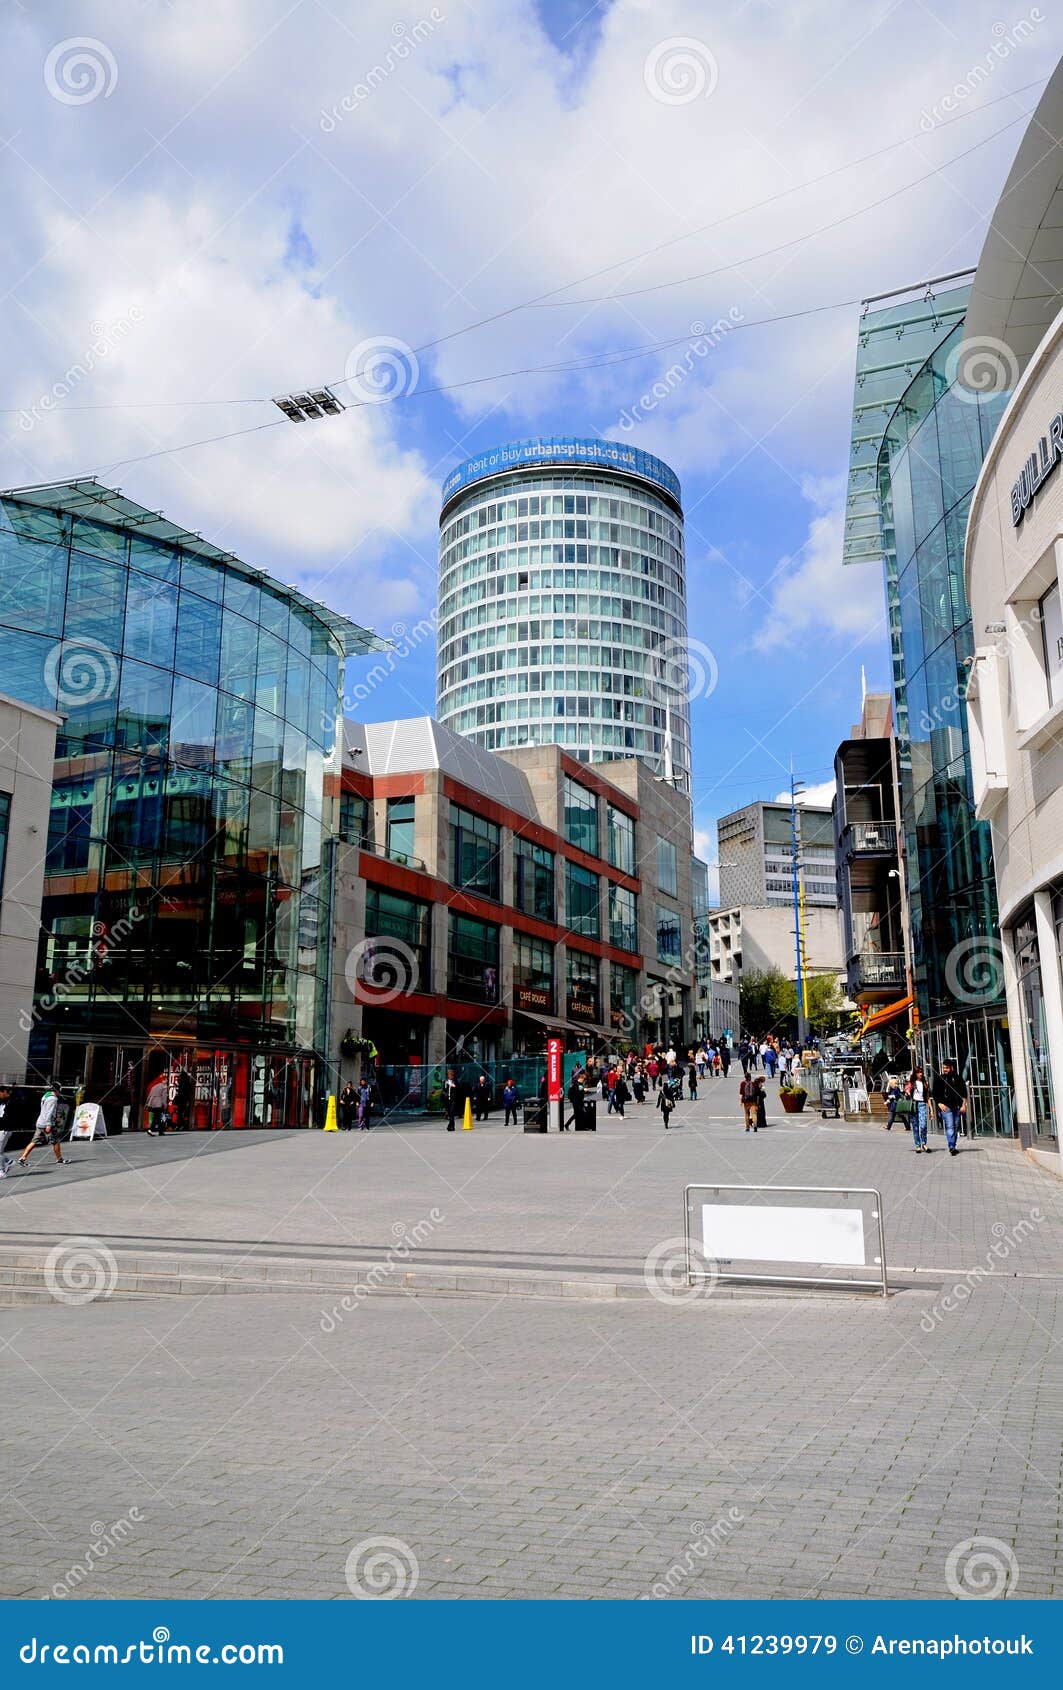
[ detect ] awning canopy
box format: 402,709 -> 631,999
513,1007 -> 616,1042
858,993 -> 914,1038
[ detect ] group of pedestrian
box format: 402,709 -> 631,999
737,1035 -> 816,1080
884,1060 -> 968,1155
338,1078 -> 373,1131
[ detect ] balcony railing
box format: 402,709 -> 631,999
842,821 -> 898,857
852,951 -> 907,989
345,833 -> 427,873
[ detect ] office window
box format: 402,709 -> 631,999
0,790 -> 9,899
566,947 -> 600,1022
607,804 -> 635,875
657,835 -> 678,897
363,886 -> 430,993
514,932 -> 554,1010
447,912 -> 500,1002
563,775 -> 598,855
656,904 -> 682,964
566,860 -> 600,938
46,786 -> 93,874
1041,580 -> 1063,707
386,796 -> 417,864
449,802 -> 500,899
610,962 -> 638,1029
339,792 -> 371,848
514,834 -> 555,919
608,882 -> 638,952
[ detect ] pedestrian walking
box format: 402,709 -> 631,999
687,1062 -> 698,1101
0,1082 -> 15,1178
908,1067 -> 931,1153
339,1080 -> 358,1130
656,1077 -> 676,1129
444,1069 -> 459,1131
502,1077 -> 519,1126
565,1071 -> 585,1131
884,1075 -> 900,1131
755,1077 -> 767,1133
932,1060 -> 967,1155
720,1042 -> 731,1077
145,1074 -> 170,1136
17,1083 -> 71,1170
739,1074 -> 759,1133
764,1044 -> 778,1080
612,1072 -> 629,1119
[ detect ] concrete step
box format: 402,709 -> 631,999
0,1244 -> 887,1306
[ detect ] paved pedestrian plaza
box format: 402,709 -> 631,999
1,1076 -> 1061,1600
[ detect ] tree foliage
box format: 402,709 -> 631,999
739,968 -> 842,1037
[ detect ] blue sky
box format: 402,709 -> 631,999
3,0 -> 1061,867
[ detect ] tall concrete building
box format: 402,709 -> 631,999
436,437 -> 692,789
717,800 -> 838,913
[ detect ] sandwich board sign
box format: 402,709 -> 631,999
69,1101 -> 106,1140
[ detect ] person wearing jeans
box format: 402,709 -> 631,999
909,1067 -> 930,1152
933,1061 -> 968,1156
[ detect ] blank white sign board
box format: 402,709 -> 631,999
702,1202 -> 867,1267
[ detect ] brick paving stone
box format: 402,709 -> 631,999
1,1086 -> 1061,1602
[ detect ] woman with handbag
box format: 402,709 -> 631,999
908,1067 -> 931,1153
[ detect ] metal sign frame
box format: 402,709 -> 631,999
684,1183 -> 888,1297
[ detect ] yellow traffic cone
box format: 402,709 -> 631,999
462,1096 -> 474,1131
324,1094 -> 338,1131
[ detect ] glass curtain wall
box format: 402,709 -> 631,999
876,320 -> 1013,1131
0,491 -> 348,1125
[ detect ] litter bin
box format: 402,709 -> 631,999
522,1100 -> 547,1134
575,1098 -> 596,1132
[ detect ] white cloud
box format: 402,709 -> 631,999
2,0 -> 1056,656
774,779 -> 837,808
750,477 -> 886,653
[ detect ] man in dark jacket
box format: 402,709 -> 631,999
473,1073 -> 492,1121
932,1061 -> 968,1155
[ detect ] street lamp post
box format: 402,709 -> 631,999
790,767 -> 808,1046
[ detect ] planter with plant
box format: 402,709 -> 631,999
339,1031 -> 376,1062
778,1077 -> 807,1114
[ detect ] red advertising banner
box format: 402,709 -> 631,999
547,1037 -> 563,1101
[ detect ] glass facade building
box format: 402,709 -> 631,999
437,437 -> 691,785
873,318 -> 1013,1131
0,479 -> 381,1129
